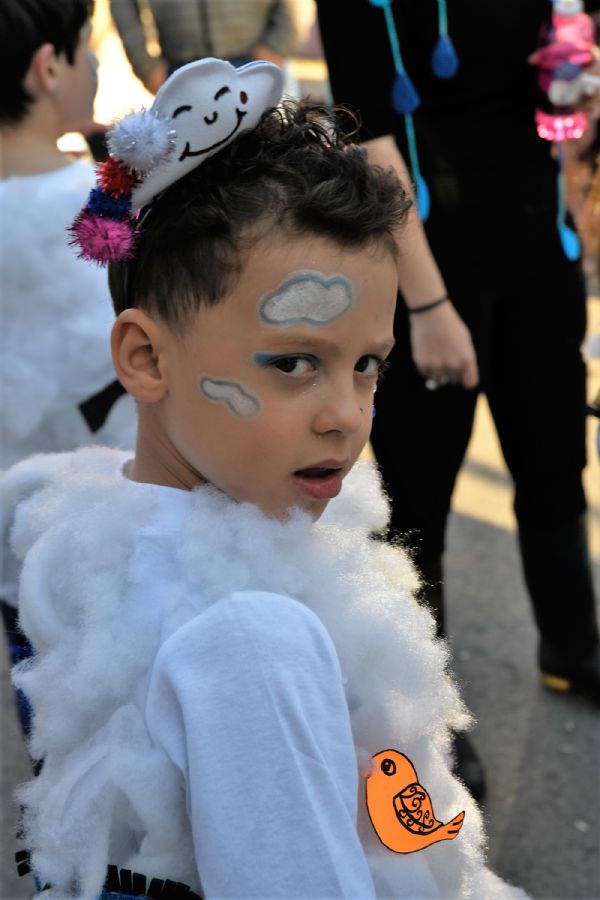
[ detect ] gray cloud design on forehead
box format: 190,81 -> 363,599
200,378 -> 260,418
259,272 -> 355,326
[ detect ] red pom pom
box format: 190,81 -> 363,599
69,208 -> 136,264
96,157 -> 139,197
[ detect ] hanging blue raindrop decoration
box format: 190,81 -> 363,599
404,114 -> 430,219
556,146 -> 581,260
370,0 -> 461,222
415,173 -> 431,221
559,224 -> 581,261
431,0 -> 459,78
376,1 -> 421,113
392,71 -> 420,114
432,34 -> 459,78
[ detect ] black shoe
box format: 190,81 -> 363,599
518,515 -> 600,710
540,646 -> 600,709
451,732 -> 486,803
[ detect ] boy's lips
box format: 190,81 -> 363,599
293,459 -> 347,501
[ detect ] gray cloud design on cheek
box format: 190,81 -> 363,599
199,377 -> 261,418
259,272 -> 355,326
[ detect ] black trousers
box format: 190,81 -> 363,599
370,171 -> 589,568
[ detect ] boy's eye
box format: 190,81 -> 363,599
271,356 -> 318,377
355,356 -> 388,379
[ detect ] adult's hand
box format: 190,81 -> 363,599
252,44 -> 284,67
409,300 -> 479,389
143,60 -> 168,95
364,135 -> 479,389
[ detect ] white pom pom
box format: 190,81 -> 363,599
107,110 -> 176,174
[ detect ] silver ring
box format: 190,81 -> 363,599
425,375 -> 451,390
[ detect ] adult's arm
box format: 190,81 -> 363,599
254,1 -> 301,62
315,1 -> 478,388
109,0 -> 166,87
366,137 -> 479,388
146,591 -> 376,898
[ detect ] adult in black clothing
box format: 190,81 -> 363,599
316,0 -> 600,714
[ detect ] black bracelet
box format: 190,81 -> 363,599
407,295 -> 450,315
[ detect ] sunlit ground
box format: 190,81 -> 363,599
78,1 -> 600,559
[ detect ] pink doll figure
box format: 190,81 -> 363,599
528,0 -> 600,141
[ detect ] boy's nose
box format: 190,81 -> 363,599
312,389 -> 366,436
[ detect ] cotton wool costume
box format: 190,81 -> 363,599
4,57 -> 528,900
4,446 -> 529,900
0,161 -> 136,688
0,162 -> 136,476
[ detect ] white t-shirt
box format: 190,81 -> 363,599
5,448 -> 528,899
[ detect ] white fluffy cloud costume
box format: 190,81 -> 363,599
0,163 -> 136,467
4,448 -> 528,899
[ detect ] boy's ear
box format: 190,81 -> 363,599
24,43 -> 61,99
111,309 -> 168,403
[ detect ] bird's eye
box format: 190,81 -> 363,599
381,758 -> 396,776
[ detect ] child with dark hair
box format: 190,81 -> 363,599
0,0 -> 93,127
3,59 -> 527,899
0,0 -> 136,727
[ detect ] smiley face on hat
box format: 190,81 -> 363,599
130,58 -> 284,210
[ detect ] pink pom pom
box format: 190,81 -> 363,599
69,208 -> 136,264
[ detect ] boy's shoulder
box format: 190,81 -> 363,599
1,445 -> 126,498
1,446 -> 130,555
2,450 -> 75,516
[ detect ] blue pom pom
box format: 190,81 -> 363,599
558,224 -> 581,261
431,35 -> 459,78
392,71 -> 420,114
554,61 -> 581,81
87,187 -> 132,221
416,175 -> 430,222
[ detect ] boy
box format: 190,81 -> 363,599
0,0 -> 135,730
4,59 -> 527,898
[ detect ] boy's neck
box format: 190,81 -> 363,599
128,412 -> 207,492
0,112 -> 71,179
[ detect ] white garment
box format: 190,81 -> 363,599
0,161 -> 136,607
3,448 -> 529,900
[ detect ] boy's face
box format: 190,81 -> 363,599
153,233 -> 397,520
56,22 -> 97,133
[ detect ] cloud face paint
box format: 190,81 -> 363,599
259,272 -> 355,327
200,377 -> 260,418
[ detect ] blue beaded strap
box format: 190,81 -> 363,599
368,0 -> 459,220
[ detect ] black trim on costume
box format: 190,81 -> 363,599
16,856 -> 203,900
103,867 -> 203,899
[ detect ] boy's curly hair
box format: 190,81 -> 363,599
0,0 -> 92,125
109,99 -> 412,331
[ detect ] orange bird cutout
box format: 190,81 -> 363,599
365,749 -> 465,854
